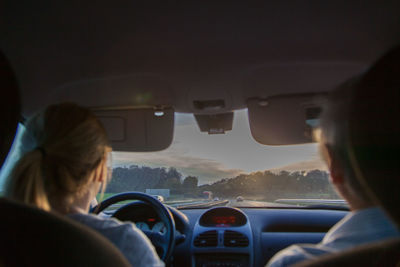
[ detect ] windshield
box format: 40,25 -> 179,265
0,112 -> 343,208
108,109 -> 343,209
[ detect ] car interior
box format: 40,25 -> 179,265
0,51 -> 131,267
1,1 -> 399,267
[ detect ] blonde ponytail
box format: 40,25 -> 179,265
6,149 -> 51,210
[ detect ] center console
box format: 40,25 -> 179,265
191,207 -> 253,267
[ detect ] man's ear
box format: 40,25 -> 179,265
325,145 -> 344,185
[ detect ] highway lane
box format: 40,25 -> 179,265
227,199 -> 294,208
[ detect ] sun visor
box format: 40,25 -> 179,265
93,107 -> 174,152
194,112 -> 234,134
247,94 -> 325,145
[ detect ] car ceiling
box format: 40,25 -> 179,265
1,1 -> 400,117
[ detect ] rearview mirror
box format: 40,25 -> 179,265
194,112 -> 234,134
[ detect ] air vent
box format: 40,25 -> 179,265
194,230 -> 218,247
224,230 -> 249,247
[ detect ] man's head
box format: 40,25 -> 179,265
347,45 -> 400,226
319,45 -> 400,223
318,77 -> 374,210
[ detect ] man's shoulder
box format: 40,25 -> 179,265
267,243 -> 333,267
323,207 -> 399,244
266,208 -> 399,267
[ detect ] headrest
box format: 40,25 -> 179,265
0,52 -> 20,167
348,45 -> 400,225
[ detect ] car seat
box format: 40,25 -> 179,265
0,51 -> 131,267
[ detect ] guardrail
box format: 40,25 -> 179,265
275,199 -> 346,205
176,200 -> 229,209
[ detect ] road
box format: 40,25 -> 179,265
227,199 -> 293,208
104,198 -> 292,213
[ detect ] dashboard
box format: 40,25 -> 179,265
136,220 -> 166,234
109,202 -> 347,267
107,202 -> 170,234
192,207 -> 253,266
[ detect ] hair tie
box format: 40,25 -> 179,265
36,146 -> 46,157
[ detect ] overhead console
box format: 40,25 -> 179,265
192,207 -> 253,267
194,112 -> 234,135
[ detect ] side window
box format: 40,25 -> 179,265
0,124 -> 26,194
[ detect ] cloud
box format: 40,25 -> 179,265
112,150 -> 243,185
175,113 -> 196,126
269,158 -> 328,173
111,150 -> 327,186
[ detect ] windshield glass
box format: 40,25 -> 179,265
109,109 -> 343,209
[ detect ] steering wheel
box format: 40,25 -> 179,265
92,192 -> 176,263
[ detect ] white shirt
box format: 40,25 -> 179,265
266,207 -> 399,267
69,213 -> 165,267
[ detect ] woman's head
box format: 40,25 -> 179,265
6,103 -> 111,212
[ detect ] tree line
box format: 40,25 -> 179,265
106,165 -> 339,201
199,169 -> 339,201
106,165 -> 198,194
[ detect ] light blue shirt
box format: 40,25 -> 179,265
266,207 -> 399,267
69,213 -> 164,267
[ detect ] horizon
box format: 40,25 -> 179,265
112,163 -> 329,186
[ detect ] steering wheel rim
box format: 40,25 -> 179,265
92,192 -> 176,263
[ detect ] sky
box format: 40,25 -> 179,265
0,110 -> 327,188
113,109 -> 327,185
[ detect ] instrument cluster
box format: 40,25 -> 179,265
135,218 -> 167,234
